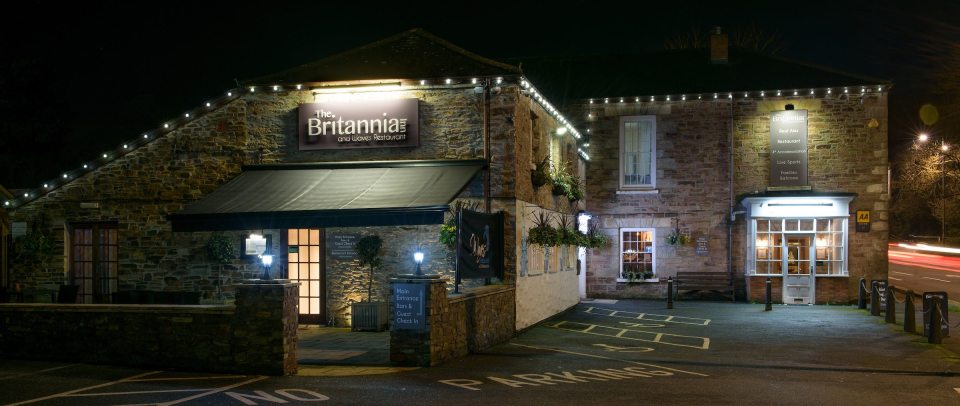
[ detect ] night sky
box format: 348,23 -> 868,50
1,0 -> 958,189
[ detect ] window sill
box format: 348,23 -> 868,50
617,278 -> 660,283
617,189 -> 659,195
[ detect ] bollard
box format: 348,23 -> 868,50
858,277 -> 867,309
870,284 -> 880,316
929,299 -> 944,344
764,277 -> 772,311
885,287 -> 895,324
904,290 -> 916,333
666,277 -> 674,309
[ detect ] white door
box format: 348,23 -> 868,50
782,234 -> 815,305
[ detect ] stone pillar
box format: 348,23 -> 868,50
232,280 -> 299,376
390,275 -> 446,366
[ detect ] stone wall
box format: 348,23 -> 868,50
575,92 -> 888,300
390,276 -> 515,367
7,84 -> 492,303
576,101 -> 733,299
0,281 -> 299,375
509,89 -> 584,329
732,95 -> 889,297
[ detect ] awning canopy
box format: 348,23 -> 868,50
168,159 -> 484,232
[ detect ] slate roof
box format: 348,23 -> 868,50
513,49 -> 892,107
247,28 -> 520,85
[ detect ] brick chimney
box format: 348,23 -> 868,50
710,27 -> 728,64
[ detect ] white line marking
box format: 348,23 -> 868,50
0,364 -> 79,381
5,371 -> 161,406
152,376 -> 268,406
129,375 -> 246,382
891,271 -> 914,276
922,276 -> 951,283
64,389 -> 208,397
510,342 -> 708,377
889,277 -> 902,281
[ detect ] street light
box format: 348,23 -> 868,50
918,133 -> 949,244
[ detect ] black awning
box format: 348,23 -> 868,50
168,159 -> 484,232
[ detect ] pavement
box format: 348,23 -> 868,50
4,299 -> 960,404
297,326 -> 389,366
301,297 -> 960,374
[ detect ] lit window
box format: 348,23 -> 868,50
619,116 -> 656,189
751,218 -> 846,276
620,228 -> 655,280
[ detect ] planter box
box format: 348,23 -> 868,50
351,301 -> 389,332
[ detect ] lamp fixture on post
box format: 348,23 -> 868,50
414,250 -> 424,276
259,253 -> 273,281
918,132 -> 950,244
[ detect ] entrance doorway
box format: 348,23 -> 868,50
783,234 -> 814,304
287,229 -> 326,324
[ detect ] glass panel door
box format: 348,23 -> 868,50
783,234 -> 814,304
288,229 -> 325,324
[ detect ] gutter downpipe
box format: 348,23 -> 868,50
727,98 -> 736,295
484,79 -> 492,214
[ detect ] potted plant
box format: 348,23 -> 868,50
550,160 -> 572,196
586,224 -> 609,249
528,211 -> 558,246
205,233 -> 236,301
531,156 -> 551,188
566,176 -> 584,201
439,200 -> 480,250
352,235 -> 388,331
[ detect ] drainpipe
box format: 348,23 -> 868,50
727,99 -> 736,290
483,79 -> 492,213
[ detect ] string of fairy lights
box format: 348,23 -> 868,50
3,76 -> 887,209
585,85 -> 885,106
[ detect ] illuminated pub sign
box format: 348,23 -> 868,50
769,109 -> 808,187
298,98 -> 419,150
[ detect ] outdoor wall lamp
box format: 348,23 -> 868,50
414,251 -> 424,276
260,254 -> 273,281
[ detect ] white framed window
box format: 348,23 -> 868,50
750,218 -> 847,276
620,116 -> 656,189
619,228 -> 656,281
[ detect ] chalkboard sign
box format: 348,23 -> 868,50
872,280 -> 888,313
393,283 -> 426,331
695,236 -> 709,256
329,233 -> 359,260
923,292 -> 950,338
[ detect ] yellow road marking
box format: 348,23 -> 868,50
510,343 -> 708,377
585,306 -> 711,325
297,365 -> 419,377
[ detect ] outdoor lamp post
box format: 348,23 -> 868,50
260,253 -> 274,281
919,133 -> 950,244
414,251 -> 424,276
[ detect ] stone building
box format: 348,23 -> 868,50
3,29 -> 582,329
521,29 -> 889,303
4,27 -> 888,322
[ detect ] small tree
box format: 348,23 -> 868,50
205,233 -> 236,300
355,235 -> 383,302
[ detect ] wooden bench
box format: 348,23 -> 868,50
674,272 -> 734,301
